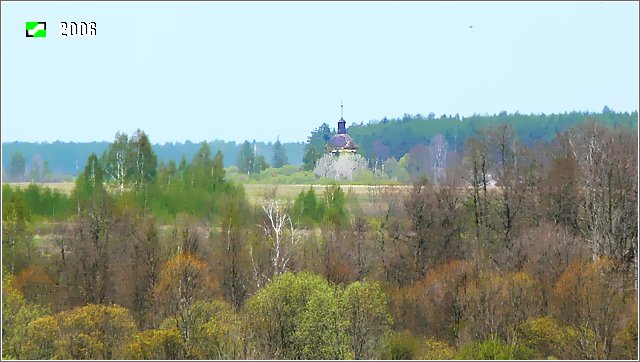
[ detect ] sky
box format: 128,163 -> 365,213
1,1 -> 638,144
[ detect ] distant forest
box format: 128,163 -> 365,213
1,140 -> 306,179
2,108 -> 637,180
348,108 -> 638,161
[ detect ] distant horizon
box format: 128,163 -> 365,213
2,107 -> 637,144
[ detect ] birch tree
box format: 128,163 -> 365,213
250,199 -> 300,288
102,132 -> 131,193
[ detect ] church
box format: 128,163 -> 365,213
326,104 -> 358,155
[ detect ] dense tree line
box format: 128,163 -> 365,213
301,108 -> 638,172
2,139 -> 304,179
2,119 -> 638,360
5,109 -> 634,181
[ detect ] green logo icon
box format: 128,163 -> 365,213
26,22 -> 46,37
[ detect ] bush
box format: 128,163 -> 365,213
457,334 -> 536,360
417,338 -> 457,360
380,332 -> 422,360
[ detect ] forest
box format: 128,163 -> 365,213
1,114 -> 638,360
3,108 -> 636,183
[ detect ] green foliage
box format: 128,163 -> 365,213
302,123 -> 333,171
342,281 -> 393,359
381,332 -> 423,360
100,130 -> 158,192
244,272 -> 393,359
347,110 -> 638,163
23,304 -> 137,360
2,184 -> 75,220
185,300 -> 244,359
2,186 -> 36,273
123,328 -> 185,360
295,287 -> 351,359
322,184 -> 347,227
271,138 -> 289,168
418,338 -> 457,360
1,271 -> 47,360
237,141 -> 269,175
130,129 -> 158,191
615,312 -> 638,360
457,334 -> 536,360
244,272 -> 336,359
291,186 -> 321,226
516,317 -> 571,359
290,184 -> 349,227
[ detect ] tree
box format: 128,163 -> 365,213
553,258 -> 630,359
341,281 -> 393,359
237,141 -> 255,174
271,138 -> 289,168
130,129 -> 158,193
218,186 -> 249,310
254,154 -> 269,174
189,141 -> 211,189
182,300 -> 244,359
154,253 -> 217,357
312,153 -> 336,178
237,141 -> 268,174
302,123 -> 333,171
396,260 -> 471,342
383,157 -> 410,182
545,132 -> 581,233
101,132 -> 131,193
58,188 -> 115,306
295,285 -> 350,359
23,304 -> 137,360
9,152 -> 26,180
291,187 -> 321,226
334,153 -> 369,181
123,328 -> 185,360
460,270 -> 541,344
515,316 -> 583,359
244,272 -> 345,359
250,199 -> 300,288
574,122 -> 638,276
313,153 -> 369,181
406,144 -> 431,182
1,271 -> 46,359
211,150 -> 226,188
128,216 -> 161,329
2,187 -> 31,274
457,334 -> 536,360
74,153 -> 104,203
417,338 -> 457,360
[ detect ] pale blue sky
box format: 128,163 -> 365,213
1,1 -> 638,143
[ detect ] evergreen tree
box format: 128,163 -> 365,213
237,141 -> 254,174
301,123 -> 333,171
271,138 -> 289,168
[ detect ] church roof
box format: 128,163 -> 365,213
327,133 -> 357,150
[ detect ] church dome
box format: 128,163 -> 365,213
327,133 -> 357,150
